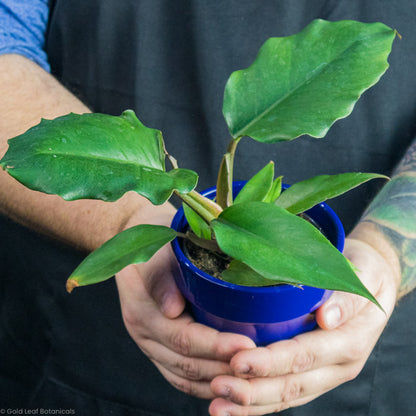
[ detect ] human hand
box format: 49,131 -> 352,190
209,234 -> 400,415
115,207 -> 256,399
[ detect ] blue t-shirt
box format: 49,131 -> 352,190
0,0 -> 50,71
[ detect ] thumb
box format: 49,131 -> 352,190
140,245 -> 186,319
316,290 -> 367,330
317,236 -> 390,331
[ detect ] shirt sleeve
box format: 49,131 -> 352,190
0,0 -> 50,72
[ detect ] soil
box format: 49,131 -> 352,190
182,238 -> 231,279
181,212 -> 325,279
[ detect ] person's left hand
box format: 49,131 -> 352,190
209,231 -> 400,415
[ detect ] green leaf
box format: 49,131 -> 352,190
66,224 -> 177,292
264,176 -> 283,203
223,19 -> 396,142
183,202 -> 212,239
0,110 -> 197,205
211,202 -> 381,306
216,152 -> 233,208
275,172 -> 388,214
234,161 -> 275,204
222,259 -> 286,286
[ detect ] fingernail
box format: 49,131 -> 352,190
325,305 -> 341,329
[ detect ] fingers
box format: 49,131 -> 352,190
119,267 -> 255,360
210,364 -> 346,413
143,313 -> 256,363
116,261 -> 256,398
118,247 -> 256,359
209,391 -> 327,415
155,362 -> 216,399
141,337 -> 233,382
225,324 -> 366,381
210,380 -> 324,415
207,236 -> 399,414
209,322 -> 375,414
227,284 -> 389,382
142,320 -> 254,398
138,315 -> 249,399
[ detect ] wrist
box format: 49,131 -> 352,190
119,194 -> 176,233
348,221 -> 401,296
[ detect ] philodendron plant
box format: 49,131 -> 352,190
1,19 -> 397,308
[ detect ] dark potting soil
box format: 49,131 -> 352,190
182,238 -> 231,279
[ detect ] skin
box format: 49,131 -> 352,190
361,140 -> 416,298
1,54 -> 414,415
0,54 -> 255,400
208,146 -> 416,415
209,234 -> 400,415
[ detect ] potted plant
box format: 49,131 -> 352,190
0,19 -> 397,344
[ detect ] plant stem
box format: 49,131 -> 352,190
163,144 -> 179,169
175,189 -> 223,223
165,141 -> 222,223
216,137 -> 241,208
177,230 -> 223,253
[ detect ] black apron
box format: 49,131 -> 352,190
1,1 -> 416,414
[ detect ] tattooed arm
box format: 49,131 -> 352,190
209,145 -> 413,415
359,138 -> 416,299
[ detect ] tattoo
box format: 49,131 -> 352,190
362,139 -> 416,298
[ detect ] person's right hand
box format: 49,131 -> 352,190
115,242 -> 256,399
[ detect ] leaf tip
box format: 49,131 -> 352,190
66,278 -> 79,293
394,29 -> 402,40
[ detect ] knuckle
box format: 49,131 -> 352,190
170,330 -> 192,356
288,337 -> 315,373
281,378 -> 303,403
177,358 -> 201,380
291,350 -> 315,373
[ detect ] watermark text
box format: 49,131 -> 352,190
0,409 -> 75,415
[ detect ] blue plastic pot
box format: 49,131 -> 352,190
171,182 -> 345,345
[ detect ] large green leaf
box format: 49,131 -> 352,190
211,202 -> 380,306
66,224 -> 177,292
275,172 -> 388,214
0,110 -> 197,205
223,19 -> 396,142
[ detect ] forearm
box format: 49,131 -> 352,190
0,54 -> 175,251
351,135 -> 416,300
